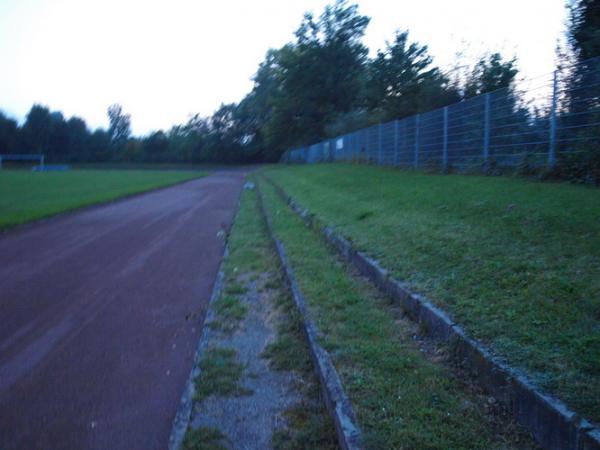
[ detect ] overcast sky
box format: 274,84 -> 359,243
0,0 -> 568,135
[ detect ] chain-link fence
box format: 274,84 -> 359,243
283,56 -> 600,172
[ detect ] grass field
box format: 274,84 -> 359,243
265,163 -> 600,423
0,169 -> 204,230
259,178 -> 536,449
72,162 -> 218,171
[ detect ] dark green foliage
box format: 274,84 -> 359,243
258,1 -> 371,159
463,53 -> 518,97
366,31 -> 460,121
568,0 -> 600,61
107,103 -> 131,149
544,147 -> 600,185
0,111 -> 18,154
556,1 -> 600,184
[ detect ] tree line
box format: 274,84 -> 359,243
0,0 -> 597,166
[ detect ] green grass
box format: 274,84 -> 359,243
259,177 -> 537,450
208,295 -> 248,333
193,347 -> 252,402
182,426 -> 229,450
272,401 -> 339,450
265,163 -> 600,424
72,162 -> 215,170
222,190 -> 274,277
263,281 -> 339,450
0,169 -> 204,229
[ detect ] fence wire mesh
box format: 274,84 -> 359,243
284,56 -> 600,171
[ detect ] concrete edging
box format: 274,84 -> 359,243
168,263 -> 227,450
168,179 -> 245,450
256,182 -> 364,450
263,175 -> 600,450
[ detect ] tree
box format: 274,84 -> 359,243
46,111 -> 70,162
259,0 -> 370,158
560,0 -> 600,183
0,111 -> 18,154
233,49 -> 283,161
142,130 -> 169,162
19,105 -> 52,155
65,117 -> 90,162
568,0 -> 600,61
367,30 -> 458,121
463,53 -> 518,98
459,53 -> 528,169
89,129 -> 111,162
565,0 -> 600,110
107,104 -> 131,149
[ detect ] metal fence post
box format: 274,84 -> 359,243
483,93 -> 490,165
394,120 -> 400,166
414,114 -> 420,169
378,123 -> 383,165
548,69 -> 558,167
443,107 -> 449,170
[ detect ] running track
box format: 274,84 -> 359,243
0,171 -> 246,449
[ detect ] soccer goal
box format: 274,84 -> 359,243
0,154 -> 45,170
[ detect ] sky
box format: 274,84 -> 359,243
0,0 -> 569,135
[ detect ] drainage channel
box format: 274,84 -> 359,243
170,186 -> 338,450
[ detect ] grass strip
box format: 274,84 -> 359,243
265,163 -> 600,423
259,176 -> 537,450
193,348 -> 252,402
182,426 -> 229,450
208,295 -> 248,333
0,169 -> 204,229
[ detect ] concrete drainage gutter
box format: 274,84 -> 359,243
169,186 -> 245,450
256,183 -> 364,450
263,175 -> 600,450
168,266 -> 226,450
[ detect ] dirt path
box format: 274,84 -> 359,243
0,172 -> 246,450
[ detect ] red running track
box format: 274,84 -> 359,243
0,171 -> 246,449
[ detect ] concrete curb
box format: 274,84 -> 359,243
256,182 -> 364,450
168,179 -> 245,450
168,261 -> 227,450
263,175 -> 600,450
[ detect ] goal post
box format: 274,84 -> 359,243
0,154 -> 45,170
